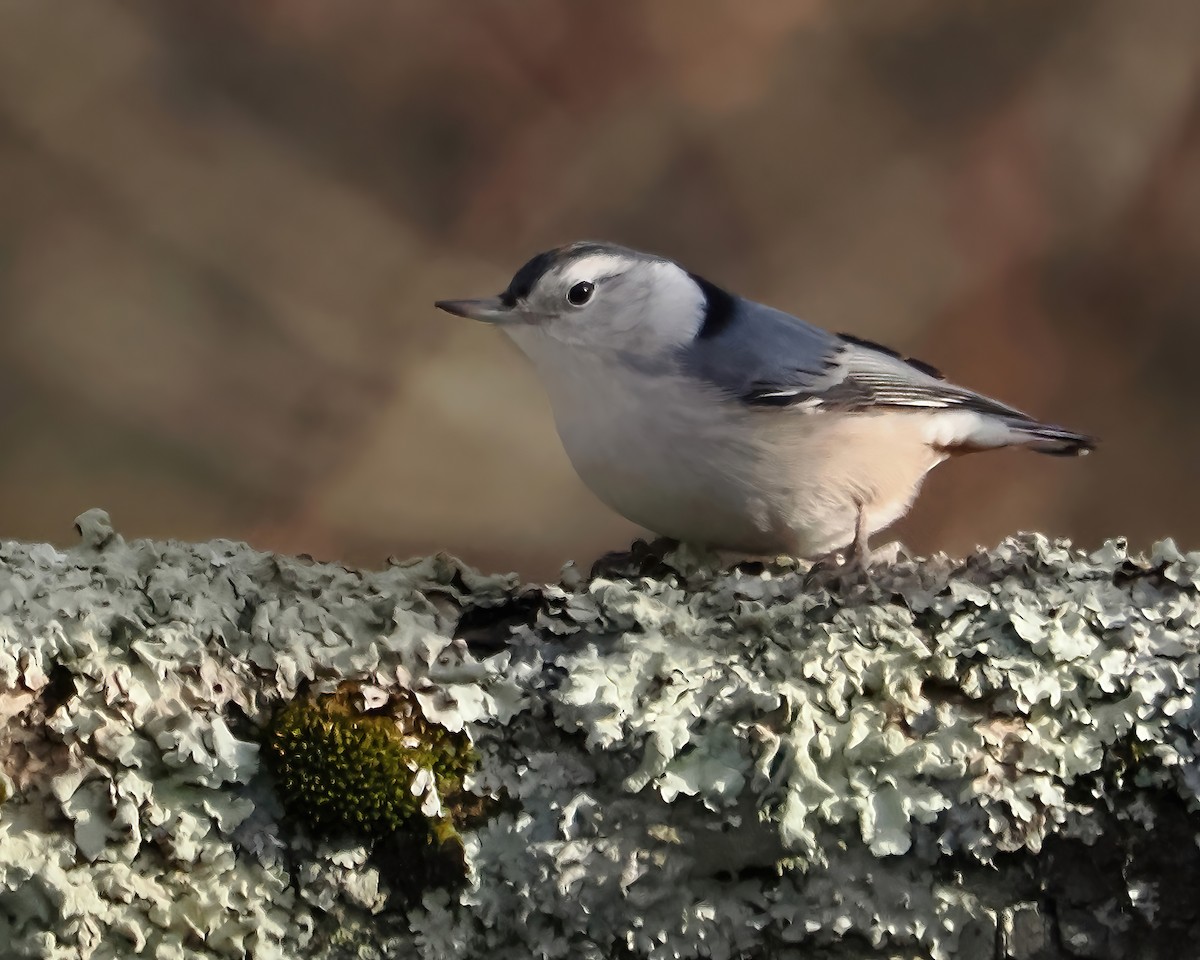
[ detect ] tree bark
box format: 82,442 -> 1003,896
1,509 -> 1198,959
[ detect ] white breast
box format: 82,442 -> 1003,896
506,331 -> 790,551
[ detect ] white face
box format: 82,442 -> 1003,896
511,251 -> 707,355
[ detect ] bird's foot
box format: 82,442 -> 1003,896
805,541 -> 907,595
589,537 -> 680,580
804,549 -> 863,592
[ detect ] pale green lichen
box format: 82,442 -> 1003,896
0,511 -> 1198,958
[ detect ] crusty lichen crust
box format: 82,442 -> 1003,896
1,510 -> 1197,959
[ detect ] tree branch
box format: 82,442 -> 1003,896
1,510 -> 1197,959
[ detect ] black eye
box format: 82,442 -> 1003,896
567,281 -> 595,306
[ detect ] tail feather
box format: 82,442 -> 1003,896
928,410 -> 1097,457
1013,421 -> 1097,457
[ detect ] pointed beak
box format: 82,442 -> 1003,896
434,296 -> 515,324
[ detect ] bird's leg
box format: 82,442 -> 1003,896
815,501 -> 886,596
837,502 -> 876,584
804,501 -> 871,591
849,501 -> 871,571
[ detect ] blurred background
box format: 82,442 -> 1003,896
0,1 -> 1197,578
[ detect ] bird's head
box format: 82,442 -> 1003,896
436,241 -> 716,356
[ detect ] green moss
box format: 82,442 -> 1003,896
263,685 -> 476,840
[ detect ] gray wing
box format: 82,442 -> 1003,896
681,297 -> 1031,421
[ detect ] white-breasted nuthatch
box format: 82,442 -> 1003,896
436,241 -> 1094,567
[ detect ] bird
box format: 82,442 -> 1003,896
435,241 -> 1094,570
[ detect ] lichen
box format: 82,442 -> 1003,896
264,684 -> 475,842
1,511 -> 1199,959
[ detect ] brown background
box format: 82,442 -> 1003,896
1,1 -> 1197,578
